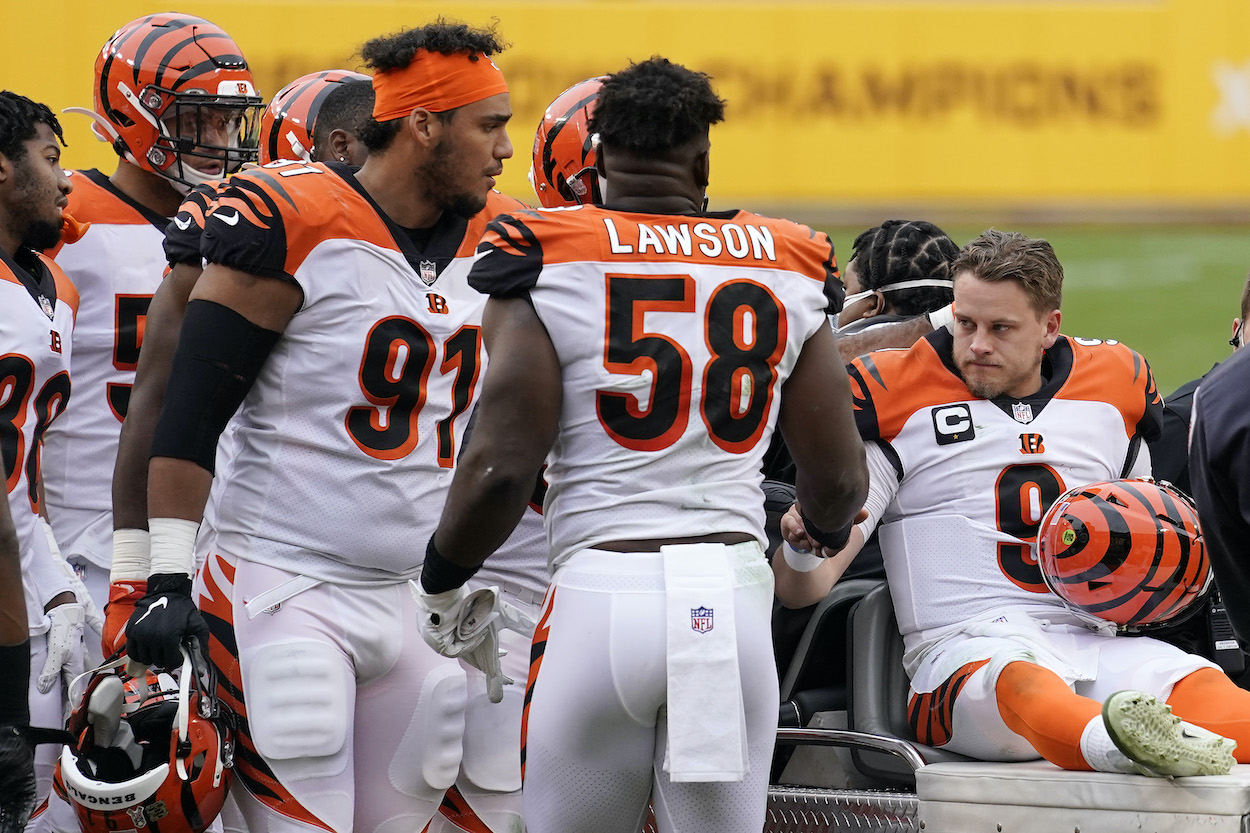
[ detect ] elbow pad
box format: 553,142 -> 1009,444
149,299 -> 281,472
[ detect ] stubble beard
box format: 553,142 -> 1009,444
419,139 -> 488,220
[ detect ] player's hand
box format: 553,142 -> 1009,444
460,592 -> 537,703
780,502 -> 822,554
125,574 -> 209,671
37,601 -> 86,695
782,502 -> 869,558
102,580 -> 147,657
412,584 -> 536,703
40,519 -> 104,638
0,725 -> 35,833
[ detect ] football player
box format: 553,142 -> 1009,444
43,13 -> 262,648
835,220 -> 956,337
529,76 -> 604,208
105,72 -> 376,655
415,57 -> 868,833
0,91 -> 80,833
126,21 -> 529,833
257,70 -> 371,165
774,229 -> 1250,777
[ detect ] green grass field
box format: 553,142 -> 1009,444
819,225 -> 1249,396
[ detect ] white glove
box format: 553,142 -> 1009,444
411,584 -> 538,704
37,603 -> 86,695
40,519 -> 104,638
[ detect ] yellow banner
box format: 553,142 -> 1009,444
6,1 -> 1250,209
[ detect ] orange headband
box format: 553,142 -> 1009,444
372,49 -> 508,120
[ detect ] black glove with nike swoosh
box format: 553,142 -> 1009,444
125,573 -> 209,670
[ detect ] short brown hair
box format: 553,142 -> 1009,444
951,229 -> 1063,317
1239,272 -> 1250,322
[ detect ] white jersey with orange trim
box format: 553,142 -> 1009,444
44,169 -> 168,567
468,205 -> 842,568
0,247 -> 77,629
848,331 -> 1164,650
200,160 -> 527,583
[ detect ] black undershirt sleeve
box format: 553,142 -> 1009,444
148,300 -> 282,472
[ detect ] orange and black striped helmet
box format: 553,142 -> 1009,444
87,13 -> 263,190
529,77 -> 605,208
54,650 -> 232,833
1036,478 -> 1210,632
258,69 -> 370,165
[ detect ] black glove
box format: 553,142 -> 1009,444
125,573 -> 209,670
0,725 -> 35,833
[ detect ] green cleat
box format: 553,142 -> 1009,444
1102,690 -> 1237,778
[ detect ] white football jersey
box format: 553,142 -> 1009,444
1,247 -> 76,628
200,161 -> 527,583
44,169 -> 167,564
849,332 -> 1164,645
469,206 -> 841,568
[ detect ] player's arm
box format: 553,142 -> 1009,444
773,440 -> 896,607
128,264 -> 301,670
0,485 -> 36,831
425,295 -> 562,580
778,323 -> 868,543
112,263 -> 201,532
835,314 -> 942,365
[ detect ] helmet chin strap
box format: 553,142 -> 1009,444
160,161 -> 227,196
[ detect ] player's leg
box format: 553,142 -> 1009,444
430,593 -> 539,833
351,580 -> 468,833
1079,632 -> 1237,772
522,566 -> 663,833
196,551 -> 358,833
906,631 -> 1049,762
1167,667 -> 1250,759
649,571 -> 776,833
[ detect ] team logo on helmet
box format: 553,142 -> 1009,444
1036,478 -> 1211,632
530,77 -> 606,208
258,69 -> 370,165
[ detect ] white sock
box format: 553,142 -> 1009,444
1080,715 -> 1137,773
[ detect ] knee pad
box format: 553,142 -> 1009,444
243,640 -> 350,761
389,661 -> 468,797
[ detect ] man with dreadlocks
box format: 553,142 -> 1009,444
835,220 -> 957,338
414,56 -> 867,832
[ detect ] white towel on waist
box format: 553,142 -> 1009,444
661,543 -> 747,782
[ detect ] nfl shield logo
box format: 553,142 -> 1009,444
1011,402 -> 1034,424
38,295 -> 54,319
419,260 -> 438,286
691,606 -> 714,633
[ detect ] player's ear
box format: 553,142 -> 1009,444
693,148 -> 710,192
406,107 -> 438,148
323,129 -> 351,163
1042,309 -> 1061,348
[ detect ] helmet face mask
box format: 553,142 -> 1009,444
92,14 -> 263,189
145,92 -> 261,190
530,77 -> 605,208
1036,478 -> 1212,633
